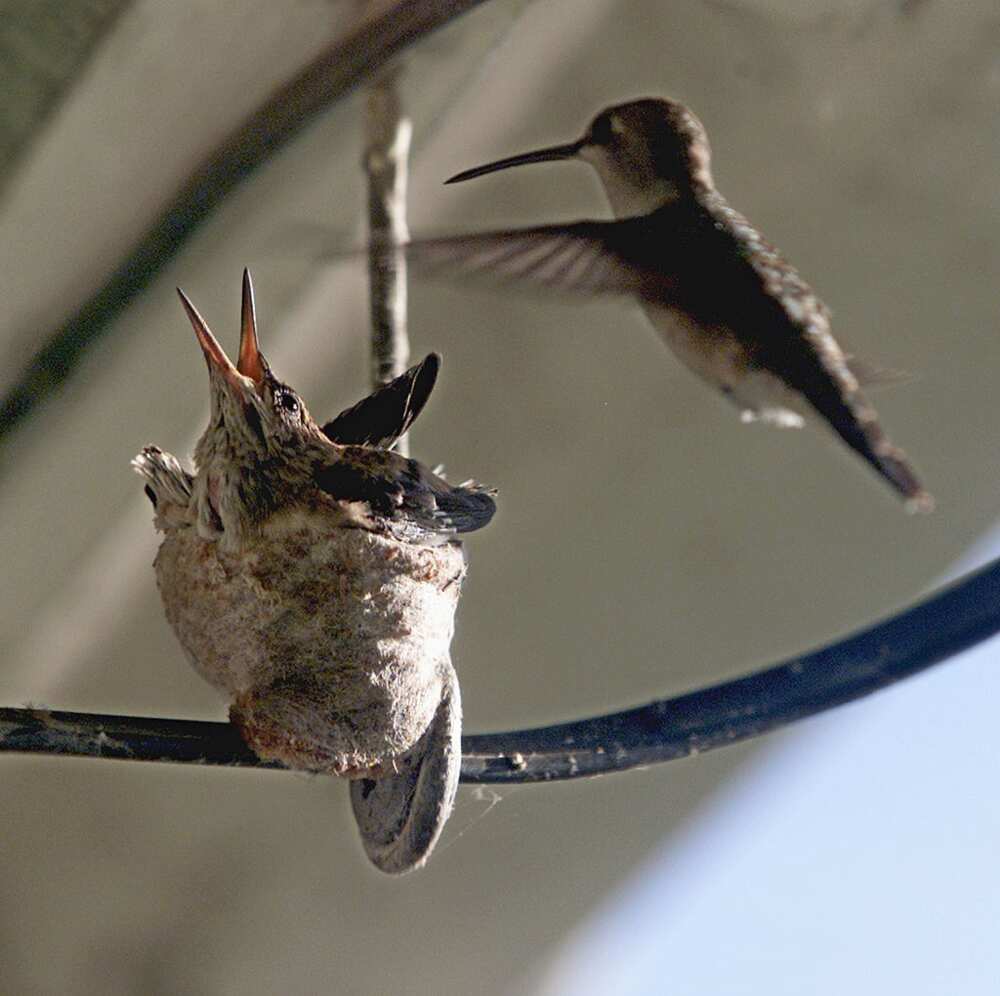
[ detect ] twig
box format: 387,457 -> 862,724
0,0 -> 492,453
365,69 -> 412,453
4,554 -> 999,783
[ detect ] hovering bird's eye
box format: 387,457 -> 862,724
589,112 -> 614,146
275,390 -> 300,417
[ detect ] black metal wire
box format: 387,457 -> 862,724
3,553 -> 998,783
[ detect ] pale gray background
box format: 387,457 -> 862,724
1,1 -> 998,993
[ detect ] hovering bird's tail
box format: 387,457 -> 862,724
805,381 -> 933,512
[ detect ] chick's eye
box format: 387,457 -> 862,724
590,113 -> 613,146
276,391 -> 300,415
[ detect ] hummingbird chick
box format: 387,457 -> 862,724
410,97 -> 931,510
133,270 -> 495,873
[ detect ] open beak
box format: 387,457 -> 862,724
237,268 -> 265,386
445,138 -> 584,184
176,287 -> 246,393
177,269 -> 266,393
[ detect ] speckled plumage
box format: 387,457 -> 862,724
134,272 -> 494,873
419,97 -> 931,509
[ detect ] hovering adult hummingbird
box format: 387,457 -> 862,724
133,270 -> 495,874
408,97 -> 931,509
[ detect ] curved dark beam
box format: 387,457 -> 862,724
0,0 -> 492,450
3,553 -> 998,782
1,1 -> 132,189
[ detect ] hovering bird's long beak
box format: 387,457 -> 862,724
176,287 -> 247,393
445,138 -> 584,184
237,268 -> 265,386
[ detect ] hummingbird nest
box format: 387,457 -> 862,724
134,272 -> 494,874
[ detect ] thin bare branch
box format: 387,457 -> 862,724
365,69 -> 412,453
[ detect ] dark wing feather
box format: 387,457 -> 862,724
314,448 -> 495,540
402,211 -> 680,300
702,197 -> 932,509
322,353 -> 440,449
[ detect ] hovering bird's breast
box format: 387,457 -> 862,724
643,301 -> 754,389
642,302 -> 806,427
643,302 -> 749,378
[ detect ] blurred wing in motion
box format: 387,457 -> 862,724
398,210 -> 681,300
